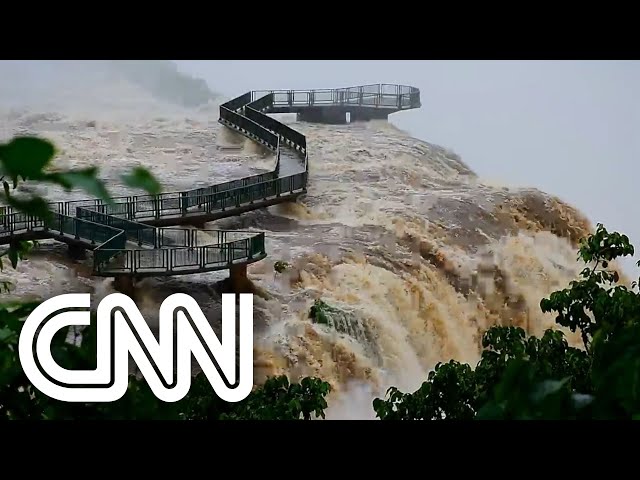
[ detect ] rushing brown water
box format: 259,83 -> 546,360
0,61 -> 606,419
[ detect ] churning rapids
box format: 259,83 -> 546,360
0,61 -> 601,419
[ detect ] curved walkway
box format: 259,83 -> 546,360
0,84 -> 421,278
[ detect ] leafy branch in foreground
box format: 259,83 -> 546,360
540,223 -> 639,352
374,223 -> 640,420
373,327 -> 590,420
0,136 -> 163,290
0,136 -> 161,220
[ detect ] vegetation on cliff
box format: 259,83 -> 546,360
2,135 -> 640,420
109,61 -> 217,108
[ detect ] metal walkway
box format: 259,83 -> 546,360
0,84 -> 421,278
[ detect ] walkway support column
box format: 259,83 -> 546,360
229,263 -> 251,293
190,220 -> 207,229
350,109 -> 389,122
68,244 -> 86,260
113,276 -> 135,298
297,107 -> 349,124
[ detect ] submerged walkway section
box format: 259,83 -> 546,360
0,84 -> 421,278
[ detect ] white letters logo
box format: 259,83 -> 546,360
18,292 -> 253,403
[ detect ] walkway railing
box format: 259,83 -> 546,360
94,230 -> 266,275
0,84 -> 420,277
251,84 -> 420,110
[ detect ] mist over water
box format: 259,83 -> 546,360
0,60 -> 610,419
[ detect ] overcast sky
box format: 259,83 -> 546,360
175,60 -> 639,272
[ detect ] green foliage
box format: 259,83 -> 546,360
49,167 -> 113,205
273,260 -> 290,274
0,136 -> 55,179
588,323 -> 640,418
374,222 -> 640,420
0,133 -> 331,421
373,326 -> 590,420
172,373 -> 330,421
0,136 -> 162,291
309,299 -> 331,325
121,166 -> 162,196
475,359 -> 593,420
0,136 -> 165,219
309,299 -> 354,328
540,223 -> 639,351
211,375 -> 331,420
373,360 -> 477,420
474,327 -> 591,400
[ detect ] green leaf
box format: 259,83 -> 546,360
6,195 -> 52,221
0,327 -> 15,342
7,248 -> 19,269
0,137 -> 56,179
46,168 -> 113,204
531,378 -> 569,403
121,167 -> 162,195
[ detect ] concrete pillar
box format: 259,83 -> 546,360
113,276 -> 135,298
228,263 -> 251,293
68,244 -> 86,260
